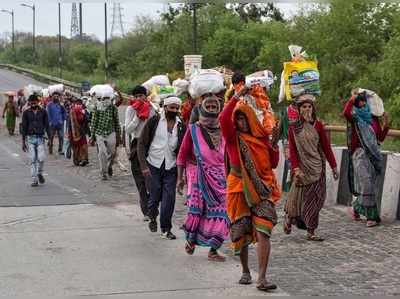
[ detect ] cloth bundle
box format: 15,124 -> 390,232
172,78 -> 189,96
48,84 -> 65,96
354,88 -> 385,117
188,69 -> 225,98
246,70 -> 275,91
90,84 -> 115,99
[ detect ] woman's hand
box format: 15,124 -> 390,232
332,168 -> 339,181
177,177 -> 186,195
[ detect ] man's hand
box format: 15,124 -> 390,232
22,141 -> 28,152
89,138 -> 96,146
142,168 -> 151,178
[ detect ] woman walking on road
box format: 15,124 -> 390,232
2,91 -> 19,136
177,95 -> 230,262
220,84 -> 281,291
70,98 -> 89,166
284,94 -> 339,241
344,91 -> 389,227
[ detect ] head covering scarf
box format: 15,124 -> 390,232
198,95 -> 222,149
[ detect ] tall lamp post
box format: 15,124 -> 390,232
21,3 -> 36,59
58,3 -> 62,78
104,2 -> 108,80
0,9 -> 15,59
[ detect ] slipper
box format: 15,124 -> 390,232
347,207 -> 361,221
283,216 -> 292,235
238,272 -> 252,285
366,220 -> 379,228
185,241 -> 195,255
208,251 -> 226,262
256,279 -> 277,291
307,234 -> 325,242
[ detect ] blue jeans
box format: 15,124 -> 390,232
147,162 -> 177,233
27,135 -> 46,183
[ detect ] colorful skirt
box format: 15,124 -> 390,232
183,164 -> 229,250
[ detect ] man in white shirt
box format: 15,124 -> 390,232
137,96 -> 185,240
125,85 -> 155,221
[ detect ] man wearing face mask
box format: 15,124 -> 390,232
90,88 -> 121,181
47,91 -> 66,155
21,94 -> 51,187
137,96 -> 185,240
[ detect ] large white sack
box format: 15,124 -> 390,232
48,84 -> 64,96
246,70 -> 274,91
143,75 -> 170,92
188,69 -> 225,98
358,88 -> 385,117
172,78 -> 189,96
24,84 -> 43,97
90,84 -> 114,99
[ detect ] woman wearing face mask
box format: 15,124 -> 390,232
344,91 -> 389,227
284,94 -> 339,241
177,95 -> 230,262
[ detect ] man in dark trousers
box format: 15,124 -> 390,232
21,94 -> 51,187
137,96 -> 185,240
47,91 -> 66,155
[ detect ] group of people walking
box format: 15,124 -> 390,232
2,68 -> 391,292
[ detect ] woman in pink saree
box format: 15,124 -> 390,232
177,95 -> 229,262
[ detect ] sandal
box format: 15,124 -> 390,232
283,216 -> 292,235
256,279 -> 277,291
238,272 -> 252,285
185,241 -> 195,255
366,220 -> 379,228
307,234 -> 325,242
208,251 -> 226,262
347,207 -> 361,221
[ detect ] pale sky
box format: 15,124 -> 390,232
0,1 -> 300,41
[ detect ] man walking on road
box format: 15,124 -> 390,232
21,94 -> 51,187
125,85 -> 156,221
137,96 -> 185,240
47,91 -> 66,155
90,87 -> 121,181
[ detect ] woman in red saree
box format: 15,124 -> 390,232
70,98 -> 89,166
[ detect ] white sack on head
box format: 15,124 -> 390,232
246,70 -> 274,91
90,84 -> 114,99
188,69 -> 225,98
172,78 -> 189,96
48,84 -> 64,96
24,84 -> 43,97
42,89 -> 49,98
143,75 -> 170,92
358,88 -> 385,117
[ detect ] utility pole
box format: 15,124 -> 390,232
79,3 -> 83,39
21,3 -> 36,59
1,9 -> 15,60
192,3 -> 198,54
104,2 -> 109,80
58,2 -> 62,78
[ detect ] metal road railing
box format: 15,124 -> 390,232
1,63 -> 399,138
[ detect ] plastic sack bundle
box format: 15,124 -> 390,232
90,84 -> 115,99
188,69 -> 225,98
355,88 -> 384,117
246,70 -> 275,91
24,84 -> 43,97
172,79 -> 189,96
143,75 -> 170,93
283,60 -> 320,101
48,84 -> 64,96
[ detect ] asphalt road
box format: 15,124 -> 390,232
0,68 -> 285,296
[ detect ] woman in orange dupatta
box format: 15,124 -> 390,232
220,83 -> 281,292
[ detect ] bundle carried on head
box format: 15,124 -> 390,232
188,69 -> 225,98
172,78 -> 189,97
48,84 -> 65,96
90,84 -> 115,99
279,45 -> 320,102
352,88 -> 384,117
24,84 -> 43,97
245,70 -> 275,91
